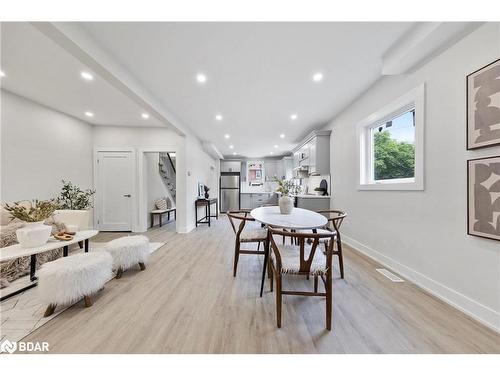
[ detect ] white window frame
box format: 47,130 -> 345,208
357,84 -> 425,191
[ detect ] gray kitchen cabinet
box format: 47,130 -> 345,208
264,161 -> 278,181
291,130 -> 331,176
282,156 -> 293,180
221,160 -> 241,173
251,193 -> 267,207
296,197 -> 330,211
240,193 -> 252,209
308,134 -> 330,176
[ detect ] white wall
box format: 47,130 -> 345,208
144,152 -> 174,227
324,23 -> 500,331
93,125 -> 216,233
185,134 -> 218,232
0,90 -> 93,202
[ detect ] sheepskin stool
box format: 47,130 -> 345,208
38,252 -> 112,317
104,235 -> 150,279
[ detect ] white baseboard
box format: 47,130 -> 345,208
342,234 -> 500,334
178,224 -> 195,234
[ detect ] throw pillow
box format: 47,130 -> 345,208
155,198 -> 168,210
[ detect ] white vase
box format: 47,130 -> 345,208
16,221 -> 52,248
278,195 -> 294,214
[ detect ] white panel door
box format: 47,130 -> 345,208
97,151 -> 134,231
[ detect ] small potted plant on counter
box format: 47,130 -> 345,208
275,179 -> 295,214
4,199 -> 59,248
54,180 -> 96,232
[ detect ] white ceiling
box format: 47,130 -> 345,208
0,22 -> 165,128
80,22 -> 415,158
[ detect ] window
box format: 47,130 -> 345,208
358,84 -> 424,190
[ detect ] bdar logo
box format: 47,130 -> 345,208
0,338 -> 17,354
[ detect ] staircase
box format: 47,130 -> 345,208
158,152 -> 176,204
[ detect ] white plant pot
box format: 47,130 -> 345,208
278,195 -> 294,215
53,209 -> 91,231
16,221 -> 52,248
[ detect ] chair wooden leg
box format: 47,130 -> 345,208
139,262 -> 146,271
276,275 -> 282,328
116,267 -> 123,279
78,241 -> 83,249
270,264 -> 274,292
326,272 -> 332,331
314,275 -> 318,293
43,304 -> 56,317
337,239 -> 345,279
233,242 -> 240,277
84,295 -> 93,308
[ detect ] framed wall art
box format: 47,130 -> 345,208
467,155 -> 500,241
466,58 -> 500,150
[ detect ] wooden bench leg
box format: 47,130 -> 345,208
116,267 -> 123,279
44,304 -> 57,317
139,262 -> 146,271
84,295 -> 93,308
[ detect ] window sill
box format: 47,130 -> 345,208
357,181 -> 423,191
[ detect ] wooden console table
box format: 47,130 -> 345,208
195,198 -> 218,227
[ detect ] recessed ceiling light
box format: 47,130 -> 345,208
270,151 -> 274,155
0,70 -> 5,78
312,72 -> 323,82
84,111 -> 94,117
80,71 -> 94,81
290,114 -> 298,120
233,152 -> 237,156
224,134 -> 230,139
196,73 -> 207,84
229,145 -> 234,149
274,145 -> 278,148
280,134 -> 285,138
215,114 -> 223,121
141,113 -> 150,119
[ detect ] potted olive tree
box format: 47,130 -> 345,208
4,199 -> 59,248
54,180 -> 96,232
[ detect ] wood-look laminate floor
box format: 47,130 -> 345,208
24,217 -> 500,353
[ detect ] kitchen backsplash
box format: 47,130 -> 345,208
303,175 -> 331,195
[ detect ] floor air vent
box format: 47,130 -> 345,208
376,268 -> 404,283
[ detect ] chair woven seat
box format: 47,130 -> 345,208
271,244 -> 328,276
240,227 -> 267,242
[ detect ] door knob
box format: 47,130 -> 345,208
123,194 -> 131,197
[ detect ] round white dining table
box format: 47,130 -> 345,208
250,206 -> 327,230
250,206 -> 328,297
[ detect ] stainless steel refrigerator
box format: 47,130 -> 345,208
220,173 -> 240,212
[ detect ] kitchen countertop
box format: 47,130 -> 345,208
294,194 -> 331,199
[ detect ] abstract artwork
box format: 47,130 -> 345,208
467,58 -> 500,149
468,156 -> 500,241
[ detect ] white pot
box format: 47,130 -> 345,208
53,209 -> 91,231
278,195 -> 294,215
16,221 -> 52,248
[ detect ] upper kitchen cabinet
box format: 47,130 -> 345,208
220,160 -> 241,173
282,156 -> 293,180
292,130 -> 331,176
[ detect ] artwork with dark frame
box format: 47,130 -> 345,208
467,155 -> 500,241
466,58 -> 500,150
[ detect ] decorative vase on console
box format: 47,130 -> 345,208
275,178 -> 294,214
204,185 -> 210,199
4,199 -> 58,248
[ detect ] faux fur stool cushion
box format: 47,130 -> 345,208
38,252 -> 112,306
104,235 -> 150,271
